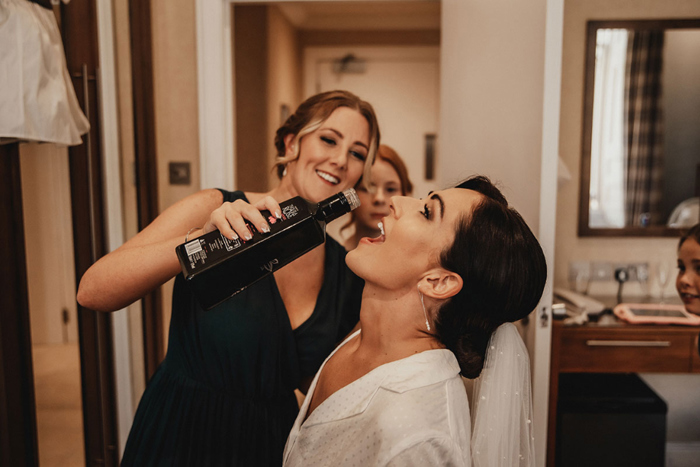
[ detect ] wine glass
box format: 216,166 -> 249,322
574,267 -> 591,296
655,261 -> 671,303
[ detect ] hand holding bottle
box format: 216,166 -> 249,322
198,195 -> 283,242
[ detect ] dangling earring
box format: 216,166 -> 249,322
282,164 -> 288,177
418,285 -> 431,331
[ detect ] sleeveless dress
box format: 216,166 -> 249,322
121,190 -> 364,466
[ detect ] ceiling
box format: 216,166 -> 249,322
275,1 -> 441,30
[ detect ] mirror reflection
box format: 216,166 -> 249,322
580,20 -> 700,236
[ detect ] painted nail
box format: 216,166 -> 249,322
261,224 -> 270,233
230,232 -> 239,240
275,210 -> 282,219
244,233 -> 252,241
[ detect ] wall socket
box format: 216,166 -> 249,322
568,261 -> 649,283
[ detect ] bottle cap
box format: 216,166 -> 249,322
342,188 -> 361,211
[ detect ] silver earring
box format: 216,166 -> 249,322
282,165 -> 288,177
418,285 -> 431,331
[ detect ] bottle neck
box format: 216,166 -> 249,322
315,193 -> 351,223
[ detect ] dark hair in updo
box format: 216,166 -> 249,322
433,175 -> 547,378
678,223 -> 700,250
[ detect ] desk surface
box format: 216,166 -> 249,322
546,299 -> 700,466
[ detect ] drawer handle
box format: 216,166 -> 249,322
586,340 -> 671,347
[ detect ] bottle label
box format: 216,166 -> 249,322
283,204 -> 299,219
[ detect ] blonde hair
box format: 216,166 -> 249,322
273,90 -> 380,185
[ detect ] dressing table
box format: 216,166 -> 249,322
546,297 -> 700,466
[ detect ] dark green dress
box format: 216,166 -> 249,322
121,190 -> 363,466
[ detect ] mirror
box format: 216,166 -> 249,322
579,19 -> 700,237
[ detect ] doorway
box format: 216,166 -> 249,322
20,144 -> 84,467
305,45 -> 440,199
232,1 -> 442,196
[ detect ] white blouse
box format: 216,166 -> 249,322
0,0 -> 89,145
283,331 -> 472,466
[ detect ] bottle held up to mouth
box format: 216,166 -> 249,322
175,188 -> 361,310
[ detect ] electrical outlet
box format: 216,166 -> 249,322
590,262 -> 613,281
609,262 -> 650,282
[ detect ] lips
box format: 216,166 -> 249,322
680,292 -> 700,302
316,170 -> 339,185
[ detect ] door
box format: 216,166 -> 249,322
305,46 -> 441,199
0,1 -> 120,465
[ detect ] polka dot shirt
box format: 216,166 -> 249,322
283,331 -> 471,466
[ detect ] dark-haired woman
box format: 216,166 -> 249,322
77,91 -> 380,465
283,175 -> 547,466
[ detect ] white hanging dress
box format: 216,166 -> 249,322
0,0 -> 89,146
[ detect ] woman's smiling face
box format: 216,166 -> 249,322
677,238 -> 700,315
284,107 -> 369,203
346,187 -> 483,291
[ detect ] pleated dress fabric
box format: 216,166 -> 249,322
121,190 -> 364,466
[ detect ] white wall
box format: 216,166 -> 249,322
440,0 -> 547,232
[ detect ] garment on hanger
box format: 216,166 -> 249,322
0,0 -> 89,146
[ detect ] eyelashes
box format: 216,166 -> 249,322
320,136 -> 366,161
422,204 -> 431,220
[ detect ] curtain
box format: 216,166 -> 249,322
624,30 -> 665,227
589,29 -> 628,228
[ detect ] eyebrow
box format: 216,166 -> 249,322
428,192 -> 445,220
326,128 -> 369,150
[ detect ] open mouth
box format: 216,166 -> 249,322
681,292 -> 700,301
316,170 -> 339,185
364,221 -> 386,245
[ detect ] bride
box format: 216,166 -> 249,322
283,175 -> 547,466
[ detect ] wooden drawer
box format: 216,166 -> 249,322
558,327 -> 695,373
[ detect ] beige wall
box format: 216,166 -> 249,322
267,6 -> 303,190
234,5 -> 269,193
555,0 -> 700,296
152,0 -> 202,338
20,144 -> 79,346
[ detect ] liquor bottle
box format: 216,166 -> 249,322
175,188 -> 360,310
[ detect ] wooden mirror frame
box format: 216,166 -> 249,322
578,19 -> 700,237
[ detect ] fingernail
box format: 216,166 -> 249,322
230,232 -> 239,240
261,224 -> 270,233
275,211 -> 282,219
244,233 -> 252,241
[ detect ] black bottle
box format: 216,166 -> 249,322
175,188 -> 361,310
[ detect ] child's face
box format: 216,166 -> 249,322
676,238 -> 700,315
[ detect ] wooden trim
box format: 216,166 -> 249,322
67,89 -> 119,466
0,143 -> 39,467
61,0 -> 119,463
129,0 -> 164,378
578,19 -> 700,238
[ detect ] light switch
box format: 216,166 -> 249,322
169,162 -> 191,185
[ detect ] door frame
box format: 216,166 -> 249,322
193,1 -> 562,465
0,143 -> 39,467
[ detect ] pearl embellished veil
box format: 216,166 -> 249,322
471,323 -> 535,467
